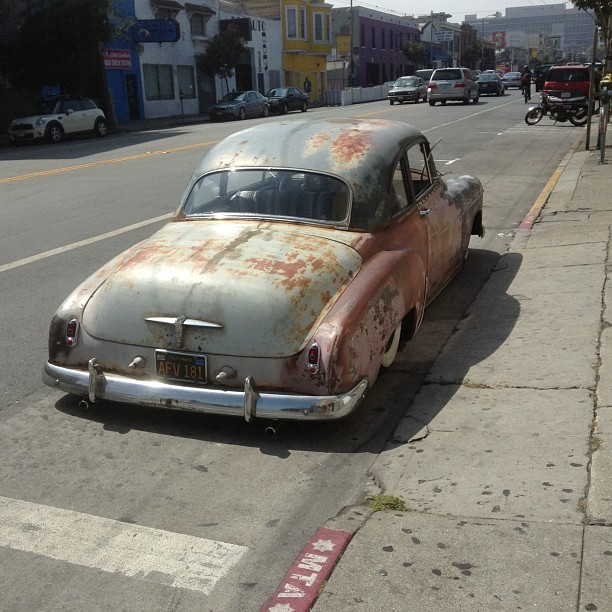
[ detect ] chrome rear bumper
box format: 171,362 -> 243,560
43,360 -> 368,422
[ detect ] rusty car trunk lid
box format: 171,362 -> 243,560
81,220 -> 361,357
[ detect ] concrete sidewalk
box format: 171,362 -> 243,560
312,137 -> 612,611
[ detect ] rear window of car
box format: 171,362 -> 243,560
395,78 -> 418,87
547,68 -> 589,83
183,169 -> 350,225
479,75 -> 498,81
432,69 -> 462,81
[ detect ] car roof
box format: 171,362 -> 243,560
189,118 -> 426,215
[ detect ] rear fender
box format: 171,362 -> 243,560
308,249 -> 427,393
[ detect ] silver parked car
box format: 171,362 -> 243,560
208,90 -> 269,121
502,72 -> 522,89
388,76 -> 428,104
428,67 -> 480,106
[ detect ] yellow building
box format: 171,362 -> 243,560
281,0 -> 332,100
245,0 -> 333,102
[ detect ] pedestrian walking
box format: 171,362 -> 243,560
303,76 -> 312,95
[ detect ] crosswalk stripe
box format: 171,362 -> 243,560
0,495 -> 247,594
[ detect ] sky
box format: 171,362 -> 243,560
327,0 -> 575,22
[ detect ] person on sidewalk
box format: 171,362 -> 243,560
303,76 -> 312,95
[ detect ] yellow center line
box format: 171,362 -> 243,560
0,140 -> 218,184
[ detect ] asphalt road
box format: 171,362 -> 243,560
0,93 -> 583,611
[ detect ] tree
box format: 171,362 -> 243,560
402,42 -> 428,67
200,30 -> 249,95
461,41 -> 482,70
572,1 -> 612,72
1,0 -> 118,95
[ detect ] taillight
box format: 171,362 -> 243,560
454,83 -> 466,88
307,342 -> 320,374
66,319 -> 79,347
428,83 -> 437,89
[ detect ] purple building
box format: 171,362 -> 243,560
332,6 -> 421,87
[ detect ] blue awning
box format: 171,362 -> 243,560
430,47 -> 452,62
423,42 -> 452,63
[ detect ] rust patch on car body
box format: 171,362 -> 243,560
330,129 -> 373,164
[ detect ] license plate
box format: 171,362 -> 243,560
155,350 -> 207,384
439,83 -> 450,89
562,92 -> 571,98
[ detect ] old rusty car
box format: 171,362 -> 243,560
43,119 -> 484,423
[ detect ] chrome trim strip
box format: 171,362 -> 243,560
145,317 -> 224,329
43,362 -> 368,422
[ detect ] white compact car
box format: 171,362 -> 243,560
8,96 -> 108,144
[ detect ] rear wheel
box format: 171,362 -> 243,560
262,105 -> 269,118
569,106 -> 588,127
239,107 -> 246,120
381,323 -> 402,368
525,107 -> 544,125
429,100 -> 435,106
282,102 -> 288,114
390,99 -> 395,105
301,101 -> 308,112
94,118 -> 108,137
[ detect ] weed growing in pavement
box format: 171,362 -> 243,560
589,435 -> 602,453
369,495 -> 407,512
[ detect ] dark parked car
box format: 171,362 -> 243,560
265,87 -> 309,114
209,91 -> 269,121
477,73 -> 506,96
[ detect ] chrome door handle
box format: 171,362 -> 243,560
419,208 -> 430,216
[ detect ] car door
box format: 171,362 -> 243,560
60,100 -> 83,133
417,78 -> 426,97
406,140 -> 462,299
248,92 -> 262,117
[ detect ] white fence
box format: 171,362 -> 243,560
325,84 -> 392,106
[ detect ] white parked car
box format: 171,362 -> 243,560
388,76 -> 428,104
8,96 -> 108,144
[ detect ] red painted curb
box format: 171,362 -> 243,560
260,527 -> 352,612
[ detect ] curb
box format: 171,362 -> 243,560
519,129 -> 585,231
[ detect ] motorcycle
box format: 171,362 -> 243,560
525,91 -> 589,127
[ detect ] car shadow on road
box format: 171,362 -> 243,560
54,248 -> 522,456
0,126 -> 201,162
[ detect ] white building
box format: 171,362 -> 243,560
134,0 -> 281,119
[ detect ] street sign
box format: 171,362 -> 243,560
433,30 -> 454,42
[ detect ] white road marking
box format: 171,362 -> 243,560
0,495 -> 247,594
0,213 -> 172,274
